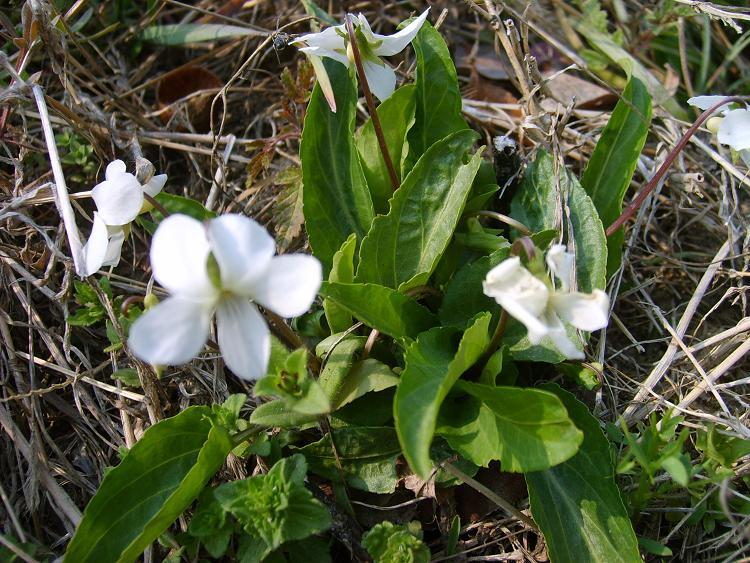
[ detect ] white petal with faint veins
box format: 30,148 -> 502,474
216,296 -> 270,380
81,212 -> 110,276
143,174 -> 167,198
546,244 -> 575,292
102,227 -> 125,267
129,296 -> 212,365
150,214 -> 214,299
362,58 -> 397,102
105,160 -> 127,180
551,289 -> 610,331
370,9 -> 430,57
718,109 -> 750,151
687,95 -> 733,113
91,172 -> 144,226
253,255 -> 322,318
207,214 -> 275,296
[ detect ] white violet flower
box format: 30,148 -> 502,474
482,244 -> 610,360
688,95 -> 750,167
128,213 -> 323,381
292,9 -> 430,112
82,160 -> 167,276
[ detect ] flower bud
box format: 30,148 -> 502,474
706,116 -> 723,135
143,293 -> 159,309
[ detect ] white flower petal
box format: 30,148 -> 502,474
483,257 -> 549,316
207,214 -> 275,296
362,58 -> 397,102
718,108 -> 750,151
102,227 -> 125,267
371,9 -> 430,57
551,289 -> 610,332
300,44 -> 350,67
483,257 -> 551,340
91,173 -> 144,226
547,324 -> 585,360
506,299 -> 550,345
143,174 -> 167,198
105,160 -> 127,180
546,244 -> 576,292
81,212 -> 109,276
216,297 -> 270,380
304,52 -> 339,112
150,214 -> 214,299
687,95 -> 732,113
293,24 -> 347,55
128,296 -> 212,365
253,255 -> 322,318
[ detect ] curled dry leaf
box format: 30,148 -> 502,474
156,65 -> 223,132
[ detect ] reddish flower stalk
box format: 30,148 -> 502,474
344,15 -> 400,192
606,96 -> 745,237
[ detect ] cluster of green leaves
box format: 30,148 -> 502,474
296,21 -> 647,563
610,412 -> 750,555
55,131 -> 96,183
188,455 -> 331,562
65,17 -> 661,563
362,521 -> 429,563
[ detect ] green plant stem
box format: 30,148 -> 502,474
606,96 -> 744,236
345,15 -> 400,192
441,461 -> 538,530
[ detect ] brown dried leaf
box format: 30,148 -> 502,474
542,70 -> 617,110
273,166 -> 304,252
155,66 -> 223,132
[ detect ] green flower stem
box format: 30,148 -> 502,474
345,15 -> 400,192
606,96 -> 745,236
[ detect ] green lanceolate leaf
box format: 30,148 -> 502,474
405,22 -> 469,172
140,23 -> 263,45
301,59 -> 374,274
319,282 -> 437,341
323,234 -> 356,334
356,130 -> 482,291
526,385 -> 640,563
64,406 -> 232,563
318,337 -> 365,410
581,77 -> 651,276
568,169 -> 607,293
356,85 -> 416,214
437,382 -> 583,472
579,29 -> 686,120
395,313 -> 492,478
297,427 -> 401,493
511,150 -> 606,293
